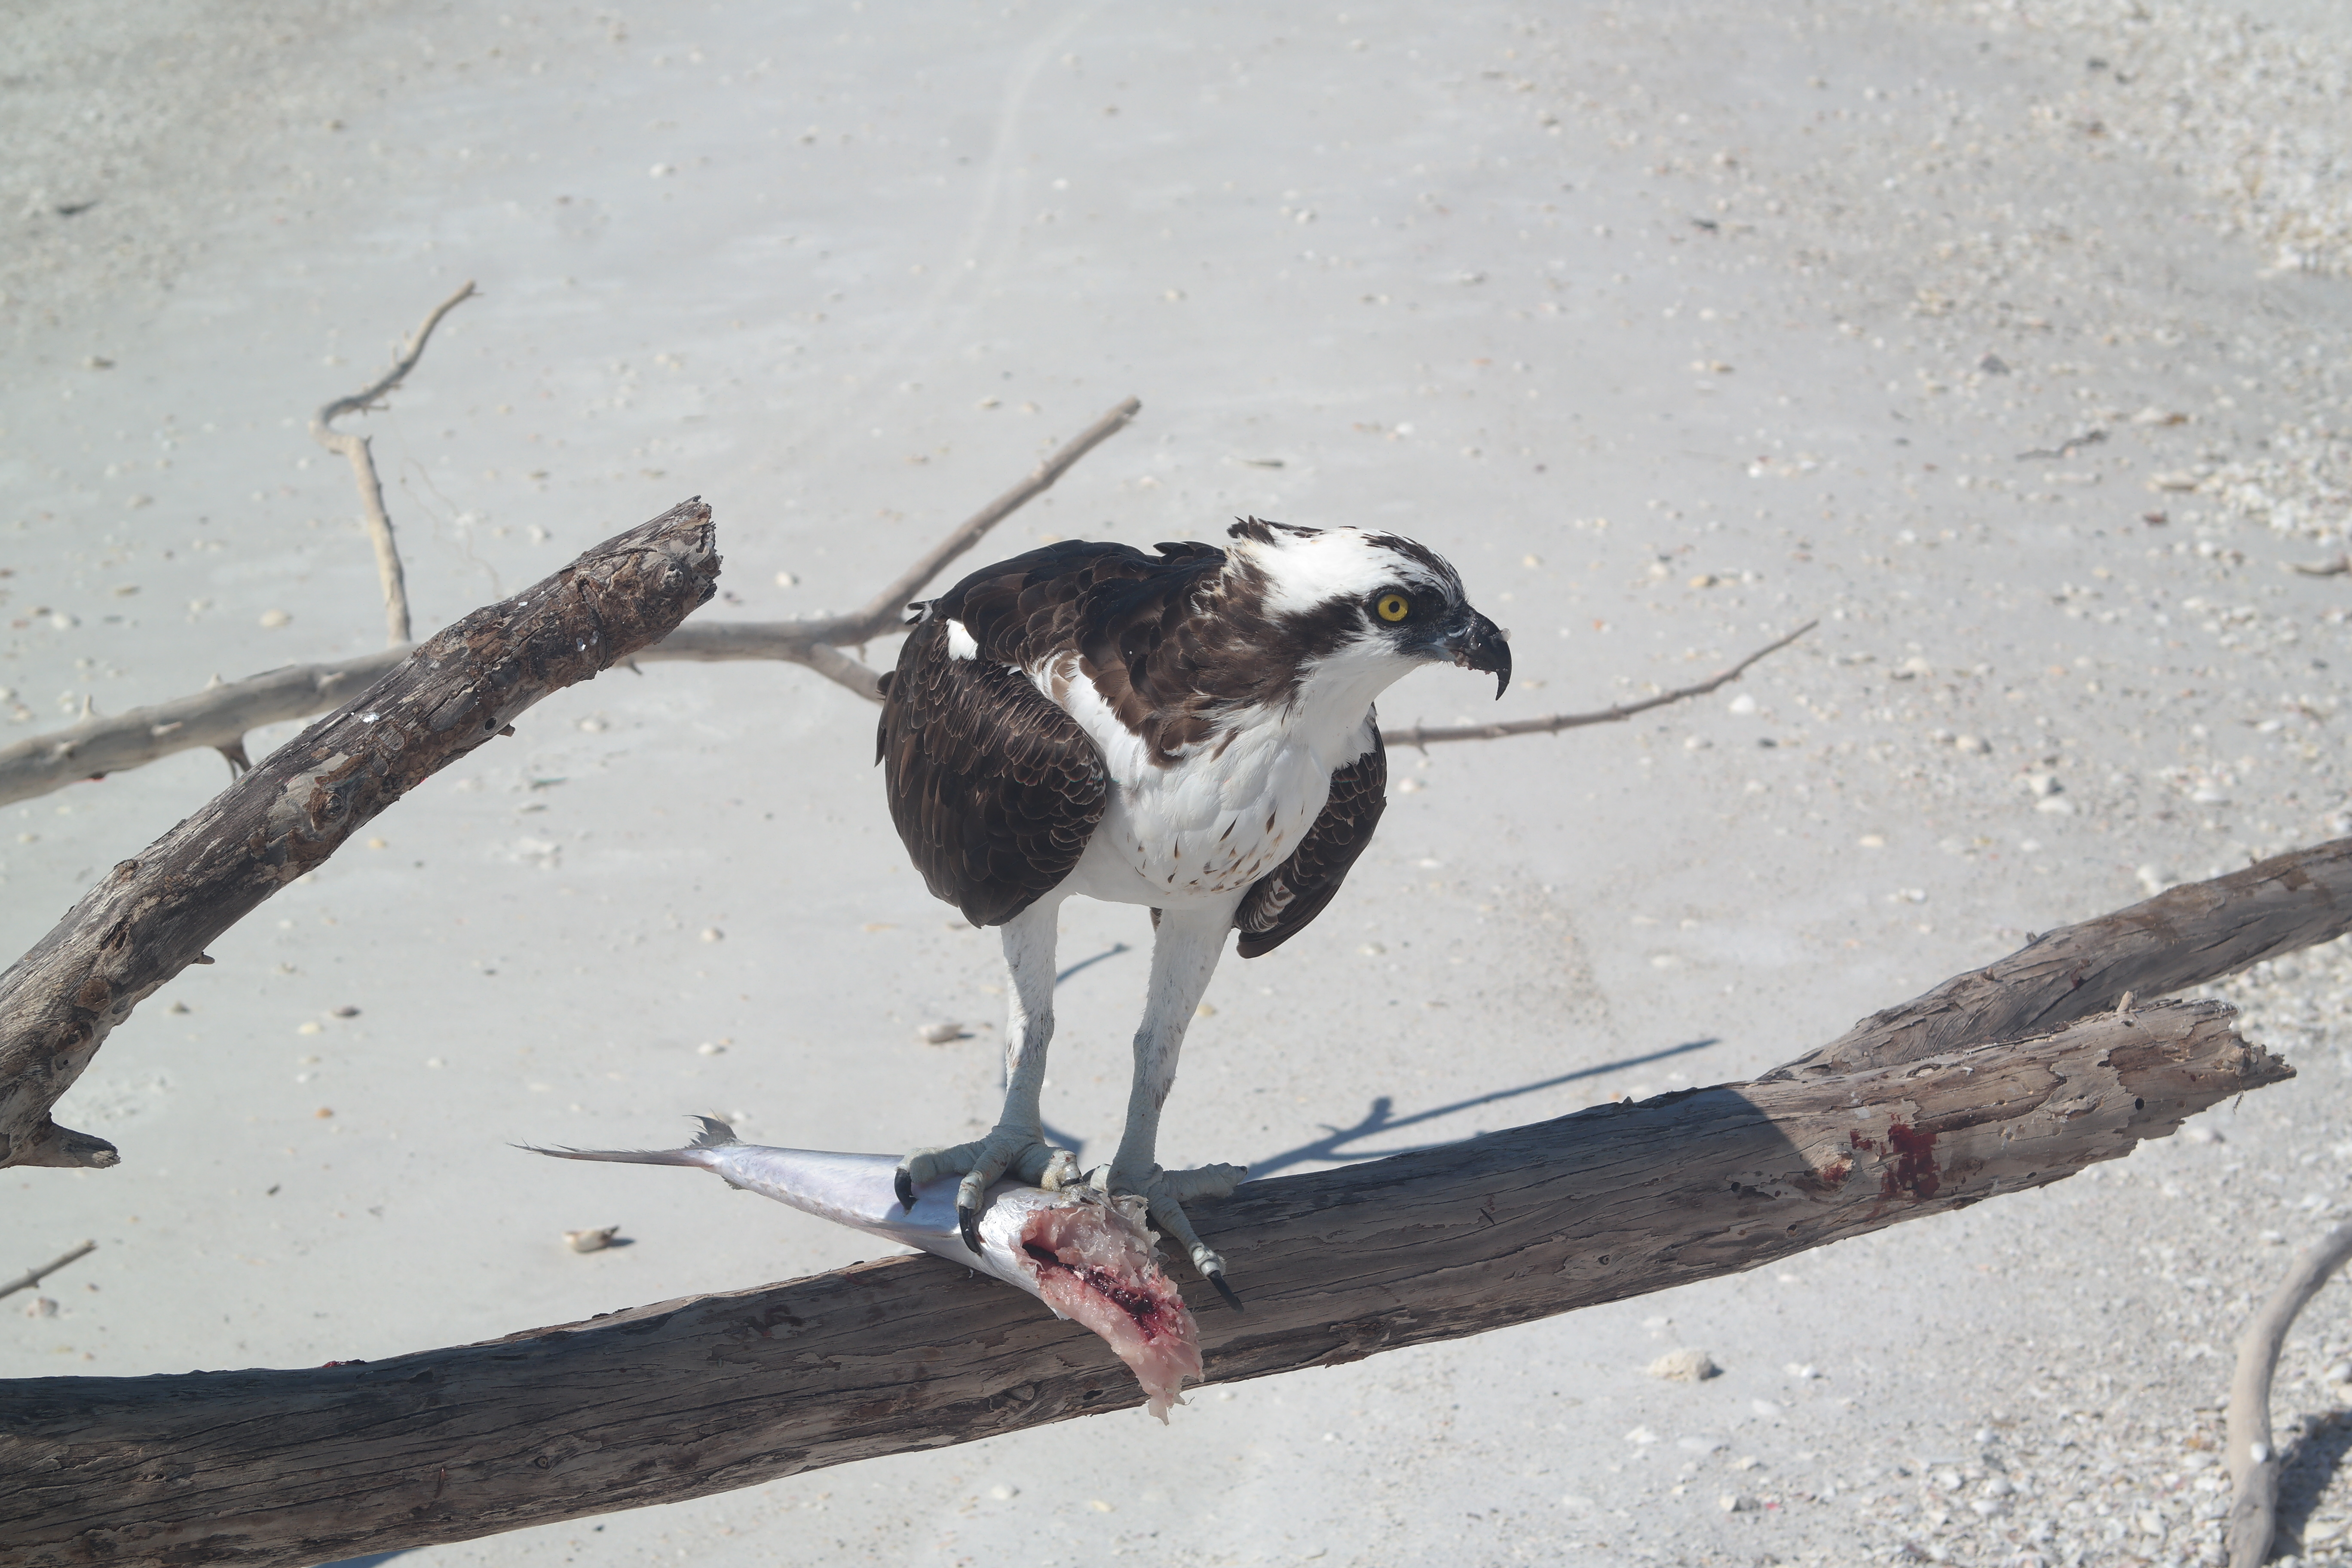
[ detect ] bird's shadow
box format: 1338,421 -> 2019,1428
1245,1035 -> 1722,1180
1054,942 -> 1130,987
2274,1410 -> 2352,1555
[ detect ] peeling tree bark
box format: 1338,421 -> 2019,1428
0,1000 -> 2288,1568
0,502 -> 720,1171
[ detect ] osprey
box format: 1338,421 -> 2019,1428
877,517 -> 1510,1297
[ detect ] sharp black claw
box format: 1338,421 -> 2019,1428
894,1168 -> 916,1211
957,1202 -> 983,1255
1207,1269 -> 1245,1313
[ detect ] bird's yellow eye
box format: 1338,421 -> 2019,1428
1376,593 -> 1411,623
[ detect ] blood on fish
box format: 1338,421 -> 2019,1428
1020,1207 -> 1203,1421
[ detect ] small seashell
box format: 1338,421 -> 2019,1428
564,1226 -> 622,1253
314,1107 -> 334,1118
331,1005 -> 360,1018
1646,1348 -> 1720,1382
699,928 -> 724,943
916,1021 -> 964,1045
258,609 -> 291,629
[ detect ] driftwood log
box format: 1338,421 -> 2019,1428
0,502 -> 720,1171
0,1000 -> 2284,1567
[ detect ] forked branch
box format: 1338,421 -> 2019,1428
0,397 -> 1139,805
309,280 -> 477,647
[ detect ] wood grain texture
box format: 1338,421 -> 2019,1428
0,999 -> 2284,1568
0,502 -> 719,1170
1772,836 -> 2352,1078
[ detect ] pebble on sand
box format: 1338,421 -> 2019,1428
564,1226 -> 622,1253
916,1021 -> 964,1044
1647,1348 -> 1721,1382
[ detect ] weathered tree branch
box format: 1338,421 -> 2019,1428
0,999 -> 2286,1568
0,652 -> 409,807
0,502 -> 719,1172
0,1241 -> 94,1304
1380,619 -> 1817,750
2227,1219 -> 2352,1567
0,398 -> 1141,805
1770,835 -> 2352,1079
310,281 -> 477,647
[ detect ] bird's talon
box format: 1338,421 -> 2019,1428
1204,1266 -> 1245,1313
893,1167 -> 916,1211
957,1202 -> 983,1256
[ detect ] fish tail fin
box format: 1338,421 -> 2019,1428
688,1115 -> 740,1148
520,1115 -> 739,1169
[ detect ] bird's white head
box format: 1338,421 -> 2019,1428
1222,517 -> 1512,701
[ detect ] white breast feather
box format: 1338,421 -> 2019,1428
1037,653 -> 1376,910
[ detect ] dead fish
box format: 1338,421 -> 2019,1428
524,1117 -> 1203,1420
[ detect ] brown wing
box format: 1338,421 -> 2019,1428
1234,722 -> 1387,959
878,539 -> 1231,927
877,612 -> 1107,928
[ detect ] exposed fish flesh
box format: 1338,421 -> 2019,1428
526,1117 -> 1203,1420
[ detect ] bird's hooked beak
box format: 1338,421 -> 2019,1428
1444,611 -> 1513,700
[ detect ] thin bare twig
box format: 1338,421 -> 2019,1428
0,1240 -> 94,1302
309,280 -> 477,647
820,396 -> 1143,647
2226,1221 -> 2352,1567
1380,620 -> 1816,750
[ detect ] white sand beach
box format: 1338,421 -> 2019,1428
8,1 -> 2352,1562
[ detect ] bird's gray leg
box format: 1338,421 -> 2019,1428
1101,906 -> 1248,1295
894,897 -> 1079,1250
